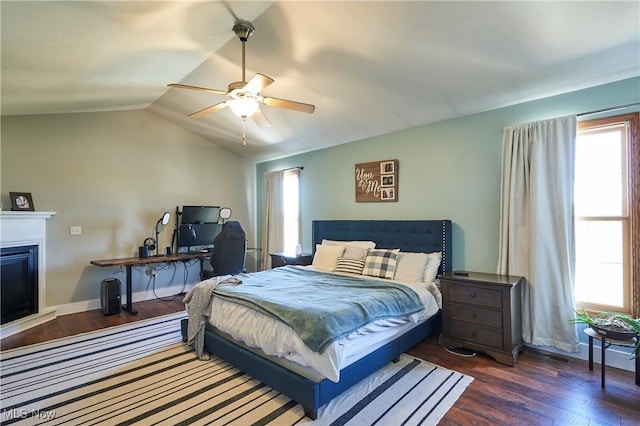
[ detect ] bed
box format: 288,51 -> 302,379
181,219 -> 452,419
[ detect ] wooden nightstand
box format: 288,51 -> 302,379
269,252 -> 313,268
439,271 -> 523,366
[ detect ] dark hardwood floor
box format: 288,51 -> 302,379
0,298 -> 185,350
2,299 -> 639,425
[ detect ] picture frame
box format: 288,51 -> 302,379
381,175 -> 394,187
9,192 -> 35,211
355,159 -> 398,202
380,161 -> 395,174
381,188 -> 395,200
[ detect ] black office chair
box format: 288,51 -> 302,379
203,221 -> 246,278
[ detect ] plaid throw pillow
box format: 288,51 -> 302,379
333,257 -> 366,274
362,249 -> 400,279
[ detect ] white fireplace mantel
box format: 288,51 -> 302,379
1,211 -> 57,338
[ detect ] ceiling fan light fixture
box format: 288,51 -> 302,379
167,19 -> 315,147
228,98 -> 259,118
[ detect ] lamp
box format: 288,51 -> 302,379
154,211 -> 171,256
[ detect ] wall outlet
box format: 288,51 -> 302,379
70,226 -> 82,235
145,267 -> 156,276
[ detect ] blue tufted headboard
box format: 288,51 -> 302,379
311,220 -> 452,275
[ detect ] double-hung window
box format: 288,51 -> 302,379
574,113 -> 638,315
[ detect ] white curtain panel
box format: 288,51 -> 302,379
497,115 -> 579,353
261,170 -> 285,270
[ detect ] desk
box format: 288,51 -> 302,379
90,252 -> 209,314
585,327 -> 639,387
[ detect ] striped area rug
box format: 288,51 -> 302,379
0,312 -> 473,425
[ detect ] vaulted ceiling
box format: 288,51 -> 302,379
2,1 -> 639,161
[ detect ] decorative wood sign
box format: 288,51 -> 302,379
355,159 -> 398,202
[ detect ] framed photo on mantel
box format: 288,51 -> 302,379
9,192 -> 35,211
355,159 -> 398,202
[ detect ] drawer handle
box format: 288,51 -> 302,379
471,331 -> 477,337
470,293 -> 477,298
470,312 -> 477,318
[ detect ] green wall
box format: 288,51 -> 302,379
256,77 -> 640,272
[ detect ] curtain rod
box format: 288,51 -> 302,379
265,166 -> 303,175
578,102 -> 640,117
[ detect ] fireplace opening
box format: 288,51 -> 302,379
1,245 -> 39,324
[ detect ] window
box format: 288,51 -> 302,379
282,169 -> 300,254
575,113 -> 638,315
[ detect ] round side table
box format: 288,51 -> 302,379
584,327 -> 639,388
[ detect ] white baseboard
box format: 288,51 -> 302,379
526,341 -> 636,372
54,283 -> 192,317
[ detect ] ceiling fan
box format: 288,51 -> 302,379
168,20 -> 315,146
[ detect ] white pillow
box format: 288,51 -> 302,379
322,239 -> 376,249
423,252 -> 443,283
342,246 -> 368,260
394,252 -> 429,283
312,244 -> 345,271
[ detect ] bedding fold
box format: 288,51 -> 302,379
183,275 -> 236,358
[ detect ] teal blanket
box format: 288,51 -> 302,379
212,266 -> 423,353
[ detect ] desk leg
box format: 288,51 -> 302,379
588,335 -> 594,371
600,335 -> 606,388
122,265 -> 138,315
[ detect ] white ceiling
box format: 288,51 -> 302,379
2,1 -> 639,162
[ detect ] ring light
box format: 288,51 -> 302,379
219,207 -> 232,223
160,211 -> 171,226
154,211 -> 172,256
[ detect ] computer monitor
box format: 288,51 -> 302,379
181,205 -> 220,225
177,223 -> 223,251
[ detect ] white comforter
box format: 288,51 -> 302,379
206,266 -> 440,382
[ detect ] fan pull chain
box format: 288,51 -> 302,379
242,117 -> 247,147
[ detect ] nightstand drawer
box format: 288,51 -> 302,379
449,319 -> 503,348
448,303 -> 502,328
448,285 -> 502,309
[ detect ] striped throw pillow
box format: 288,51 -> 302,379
362,249 -> 400,279
333,257 -> 366,274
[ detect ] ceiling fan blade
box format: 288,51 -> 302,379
252,107 -> 272,129
243,73 -> 274,94
168,83 -> 227,96
188,102 -> 228,118
263,96 -> 315,114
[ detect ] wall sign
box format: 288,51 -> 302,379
355,159 -> 398,202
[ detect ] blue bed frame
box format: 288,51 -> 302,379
181,219 -> 452,419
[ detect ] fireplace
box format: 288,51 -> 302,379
1,245 -> 39,324
0,211 -> 56,337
